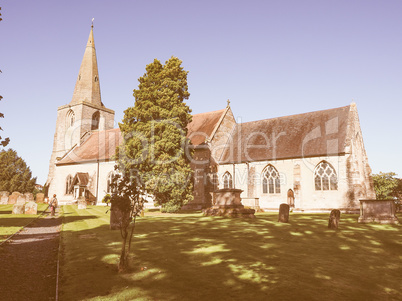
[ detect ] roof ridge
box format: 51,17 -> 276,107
239,105 -> 350,125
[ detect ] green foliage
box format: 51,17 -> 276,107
0,149 -> 36,193
102,193 -> 111,206
372,172 -> 401,200
108,172 -> 145,272
118,57 -> 194,212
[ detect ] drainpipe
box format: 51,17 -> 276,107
246,162 -> 249,197
96,159 -> 100,204
233,163 -> 236,189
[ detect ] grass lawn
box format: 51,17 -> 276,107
60,205 -> 402,301
0,204 -> 49,242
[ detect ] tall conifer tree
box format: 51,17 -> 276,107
118,57 -> 193,212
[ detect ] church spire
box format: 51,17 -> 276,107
70,23 -> 102,107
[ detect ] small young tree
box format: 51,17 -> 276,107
109,171 -> 145,273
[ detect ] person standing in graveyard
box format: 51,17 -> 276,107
50,194 -> 58,216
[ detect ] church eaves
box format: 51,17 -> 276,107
70,25 -> 103,107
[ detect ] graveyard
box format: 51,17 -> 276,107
1,203 -> 400,300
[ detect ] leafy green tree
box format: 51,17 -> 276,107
0,8 -> 9,147
118,57 -> 193,212
0,149 -> 36,193
372,172 -> 400,200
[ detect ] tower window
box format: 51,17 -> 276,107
66,110 -> 75,128
95,76 -> 98,82
91,111 -> 100,130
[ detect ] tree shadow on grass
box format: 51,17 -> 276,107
59,212 -> 402,301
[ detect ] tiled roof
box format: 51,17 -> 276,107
187,109 -> 226,145
219,105 -> 351,164
72,172 -> 89,186
57,109 -> 226,165
57,128 -> 122,165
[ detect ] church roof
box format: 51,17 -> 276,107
56,109 -> 226,165
70,25 -> 103,107
219,105 -> 351,164
187,108 -> 226,145
56,128 -> 122,165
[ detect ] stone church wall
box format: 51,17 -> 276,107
217,155 -> 357,211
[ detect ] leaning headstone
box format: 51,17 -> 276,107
8,192 -> 21,204
35,193 -> 45,203
328,209 -> 341,229
24,192 -> 34,202
17,195 -> 27,205
12,204 -> 25,214
278,203 -> 290,223
0,191 -> 9,204
24,201 -> 38,215
78,197 -> 87,210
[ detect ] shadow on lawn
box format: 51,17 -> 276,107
59,212 -> 402,301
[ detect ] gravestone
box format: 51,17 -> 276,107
17,195 -> 27,205
0,191 -> 9,204
12,204 -> 25,214
25,201 -> 38,215
24,193 -> 34,202
328,209 -> 341,229
36,193 -> 45,203
78,197 -> 87,210
278,203 -> 290,223
8,192 -> 21,204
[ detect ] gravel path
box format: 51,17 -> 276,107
0,212 -> 61,301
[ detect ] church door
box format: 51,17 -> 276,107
287,189 -> 295,208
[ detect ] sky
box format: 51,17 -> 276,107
1,0 -> 401,185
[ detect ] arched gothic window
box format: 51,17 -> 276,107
66,110 -> 75,128
262,165 -> 281,194
65,175 -> 73,195
314,161 -> 338,190
91,111 -> 100,130
222,172 -> 233,189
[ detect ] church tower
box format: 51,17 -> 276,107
46,24 -> 115,194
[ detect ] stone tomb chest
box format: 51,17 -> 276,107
203,188 -> 255,218
358,199 -> 399,224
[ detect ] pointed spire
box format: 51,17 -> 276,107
70,23 -> 102,106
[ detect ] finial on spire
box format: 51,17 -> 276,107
227,99 -> 230,107
91,18 -> 94,28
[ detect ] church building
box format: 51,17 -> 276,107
46,26 -> 376,211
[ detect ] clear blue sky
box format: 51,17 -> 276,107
1,0 -> 401,184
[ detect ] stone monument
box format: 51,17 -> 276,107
203,188 -> 255,218
358,199 -> 399,224
8,192 -> 21,204
77,197 -> 87,210
0,191 -> 9,204
25,201 -> 38,215
24,192 -> 34,202
12,204 -> 25,214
